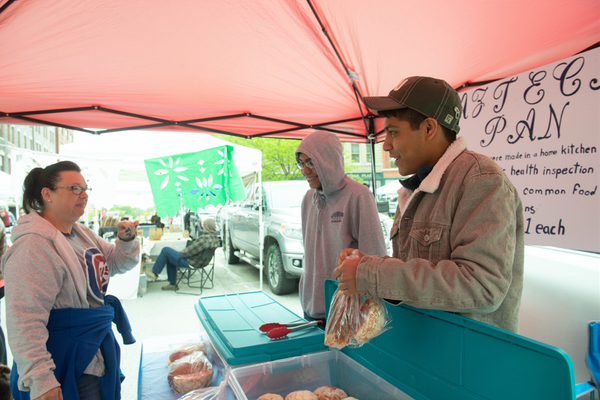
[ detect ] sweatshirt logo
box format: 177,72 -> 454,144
85,248 -> 109,299
331,211 -> 344,223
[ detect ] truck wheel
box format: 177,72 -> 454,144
224,229 -> 239,264
266,243 -> 296,295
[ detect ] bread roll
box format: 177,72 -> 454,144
257,394 -> 284,400
285,390 -> 318,400
172,370 -> 213,393
313,385 -> 348,400
354,299 -> 385,343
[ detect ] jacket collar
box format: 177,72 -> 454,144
419,136 -> 468,193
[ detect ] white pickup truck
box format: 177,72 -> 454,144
221,180 -> 393,295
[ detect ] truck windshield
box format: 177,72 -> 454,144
269,183 -> 309,208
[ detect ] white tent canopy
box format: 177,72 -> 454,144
377,180 -> 401,196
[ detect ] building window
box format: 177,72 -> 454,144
351,144 -> 360,163
366,146 -> 372,163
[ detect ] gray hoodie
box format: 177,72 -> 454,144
296,131 -> 387,319
1,212 -> 140,398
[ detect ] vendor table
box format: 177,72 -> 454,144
98,226 -> 118,239
138,332 -> 231,400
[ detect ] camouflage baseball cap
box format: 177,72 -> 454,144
363,76 -> 462,133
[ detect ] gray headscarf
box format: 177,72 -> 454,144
202,218 -> 217,235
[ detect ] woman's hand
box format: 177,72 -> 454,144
35,387 -> 63,400
117,220 -> 139,242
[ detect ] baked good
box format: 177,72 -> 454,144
285,390 -> 318,400
172,370 -> 213,394
257,394 -> 284,400
354,299 -> 385,343
168,341 -> 208,365
168,352 -> 213,393
313,385 -> 348,400
324,291 -> 358,349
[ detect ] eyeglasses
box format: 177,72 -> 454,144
296,160 -> 315,170
53,186 -> 92,195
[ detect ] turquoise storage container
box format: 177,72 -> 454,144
195,291 -> 327,366
323,279 -> 576,400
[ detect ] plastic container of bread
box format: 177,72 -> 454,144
228,349 -> 412,400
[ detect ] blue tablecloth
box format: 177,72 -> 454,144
137,333 -> 233,400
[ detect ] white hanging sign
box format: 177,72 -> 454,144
459,48 -> 599,252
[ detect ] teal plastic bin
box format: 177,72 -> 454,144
195,291 -> 327,366
323,279 -> 576,400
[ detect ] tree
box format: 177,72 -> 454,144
109,205 -> 154,219
214,135 -> 358,181
214,135 -> 302,181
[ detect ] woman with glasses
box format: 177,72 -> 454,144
1,161 -> 140,400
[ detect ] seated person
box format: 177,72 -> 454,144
151,213 -> 164,228
0,208 -> 10,228
145,218 -> 220,290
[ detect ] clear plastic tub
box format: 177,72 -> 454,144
229,350 -> 414,400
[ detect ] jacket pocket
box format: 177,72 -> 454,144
408,227 -> 443,261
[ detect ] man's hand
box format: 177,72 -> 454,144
35,387 -> 63,400
333,248 -> 365,296
117,220 -> 139,242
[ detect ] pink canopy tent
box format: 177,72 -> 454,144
0,0 -> 598,142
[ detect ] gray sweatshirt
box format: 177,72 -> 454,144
1,212 -> 140,398
296,131 -> 387,319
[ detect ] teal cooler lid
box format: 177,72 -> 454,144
324,279 -> 575,400
195,291 -> 326,366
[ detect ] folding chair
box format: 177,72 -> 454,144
174,246 -> 217,295
576,321 -> 600,399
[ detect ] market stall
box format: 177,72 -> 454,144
136,285 -> 576,400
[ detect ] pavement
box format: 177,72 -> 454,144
1,248 -> 302,400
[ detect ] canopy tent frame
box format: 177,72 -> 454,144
1,0 -> 599,194
2,106 -> 374,139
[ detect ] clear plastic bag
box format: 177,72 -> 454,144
354,297 -> 391,344
167,337 -> 209,365
324,289 -> 361,349
325,250 -> 392,348
168,351 -> 214,393
179,375 -> 229,400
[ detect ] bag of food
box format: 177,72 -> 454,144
168,351 -> 214,393
167,337 -> 209,365
325,250 -> 392,349
179,375 -> 229,400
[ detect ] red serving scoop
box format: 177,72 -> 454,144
259,321 -> 309,333
267,320 -> 321,340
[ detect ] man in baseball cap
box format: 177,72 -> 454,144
335,76 -> 525,333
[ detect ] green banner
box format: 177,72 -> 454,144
144,145 -> 247,217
